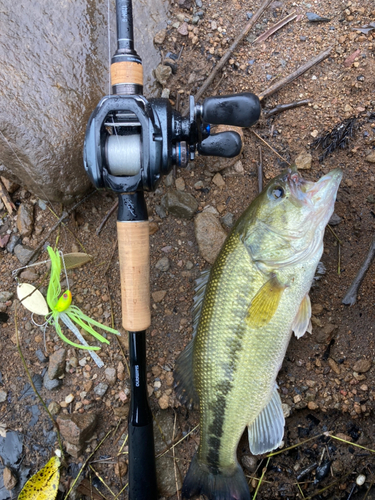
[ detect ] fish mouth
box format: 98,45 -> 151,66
288,168 -> 342,212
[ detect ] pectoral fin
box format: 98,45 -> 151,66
292,294 -> 312,338
248,386 -> 285,455
246,275 -> 285,328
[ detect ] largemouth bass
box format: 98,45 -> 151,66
174,167 -> 342,500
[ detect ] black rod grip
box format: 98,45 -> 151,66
198,131 -> 242,158
201,92 -> 261,127
128,420 -> 158,500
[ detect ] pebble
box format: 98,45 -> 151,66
212,173 -> 225,187
154,29 -> 167,44
115,460 -> 128,477
155,257 -> 170,272
3,467 -> 17,490
94,382 -> 109,397
194,212 -> 227,264
328,358 -> 341,375
152,290 -> 167,303
48,348 -> 67,380
329,213 -> 342,226
35,349 -> 49,363
221,213 -> 235,228
241,455 -> 258,472
6,234 -> 21,253
155,64 -> 172,86
57,412 -> 98,449
19,269 -> 39,281
158,394 -> 169,409
43,371 -> 62,391
0,291 -> 13,302
175,177 -> 185,191
365,152 -> 375,163
177,22 -> 189,36
105,367 -> 117,386
48,401 -> 61,415
0,390 -> 7,402
65,394 -> 75,404
222,160 -> 244,176
14,244 -> 35,265
356,474 -> 366,486
295,150 -> 312,170
17,203 -> 34,237
161,190 -> 198,219
352,359 -> 372,373
307,401 -> 319,410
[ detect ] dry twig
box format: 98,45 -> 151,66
259,47 -> 332,101
253,11 -> 297,44
263,99 -> 311,117
96,200 -> 118,235
257,146 -> 263,193
342,234 -> 375,306
0,178 -> 16,214
250,130 -> 289,164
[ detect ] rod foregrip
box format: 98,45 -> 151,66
117,220 -> 150,332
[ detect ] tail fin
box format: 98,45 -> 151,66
182,453 -> 250,500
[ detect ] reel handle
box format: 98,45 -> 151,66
200,92 -> 260,128
198,131 -> 242,158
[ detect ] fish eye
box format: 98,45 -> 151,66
271,186 -> 285,199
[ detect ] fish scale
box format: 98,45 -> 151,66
175,167 -> 342,500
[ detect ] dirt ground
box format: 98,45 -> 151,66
0,0 -> 375,499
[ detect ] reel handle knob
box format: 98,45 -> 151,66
198,131 -> 242,158
200,92 -> 261,128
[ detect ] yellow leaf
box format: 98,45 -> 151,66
17,284 -> 49,316
19,456 -> 60,500
62,253 -> 92,270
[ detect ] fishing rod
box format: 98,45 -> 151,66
83,0 -> 261,497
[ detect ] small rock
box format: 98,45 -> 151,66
365,152 -> 375,163
48,401 -> 61,415
328,358 -> 341,375
19,269 -> 39,281
161,190 -> 198,219
6,234 -> 21,253
154,29 -> 167,44
241,455 -> 258,472
65,394 -> 75,404
221,213 -> 235,228
117,361 -> 125,381
43,371 -> 62,391
115,460 -> 128,477
356,474 -> 366,486
48,348 -> 67,380
35,349 -> 49,363
149,221 -> 159,235
94,382 -> 109,397
222,160 -> 244,176
311,303 -> 323,315
315,323 -> 337,344
0,303 -> 7,313
65,441 -> 83,458
155,64 -> 172,86
329,213 -> 342,226
282,403 -> 291,418
311,129 -> 319,138
17,203 -> 34,237
177,22 -> 189,35
0,291 -> 13,302
14,244 -> 35,265
57,413 -> 98,446
158,394 -> 170,409
352,359 -> 372,373
307,401 -> 319,410
152,290 -> 167,303
175,177 -> 185,191
212,173 -> 225,187
155,257 -> 170,272
105,367 -> 117,386
0,390 -> 7,402
194,212 -> 227,264
295,151 -> 312,170
164,171 -> 174,187
3,467 -> 17,490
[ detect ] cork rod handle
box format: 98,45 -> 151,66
117,221 -> 151,332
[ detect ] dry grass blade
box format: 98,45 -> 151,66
251,130 -> 290,164
113,482 -> 129,500
156,424 -> 199,459
252,456 -> 270,499
327,432 -> 375,453
267,432 -> 326,457
253,11 -> 297,44
172,412 -> 181,500
89,465 -> 116,497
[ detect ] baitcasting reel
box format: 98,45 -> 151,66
84,93 -> 261,194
